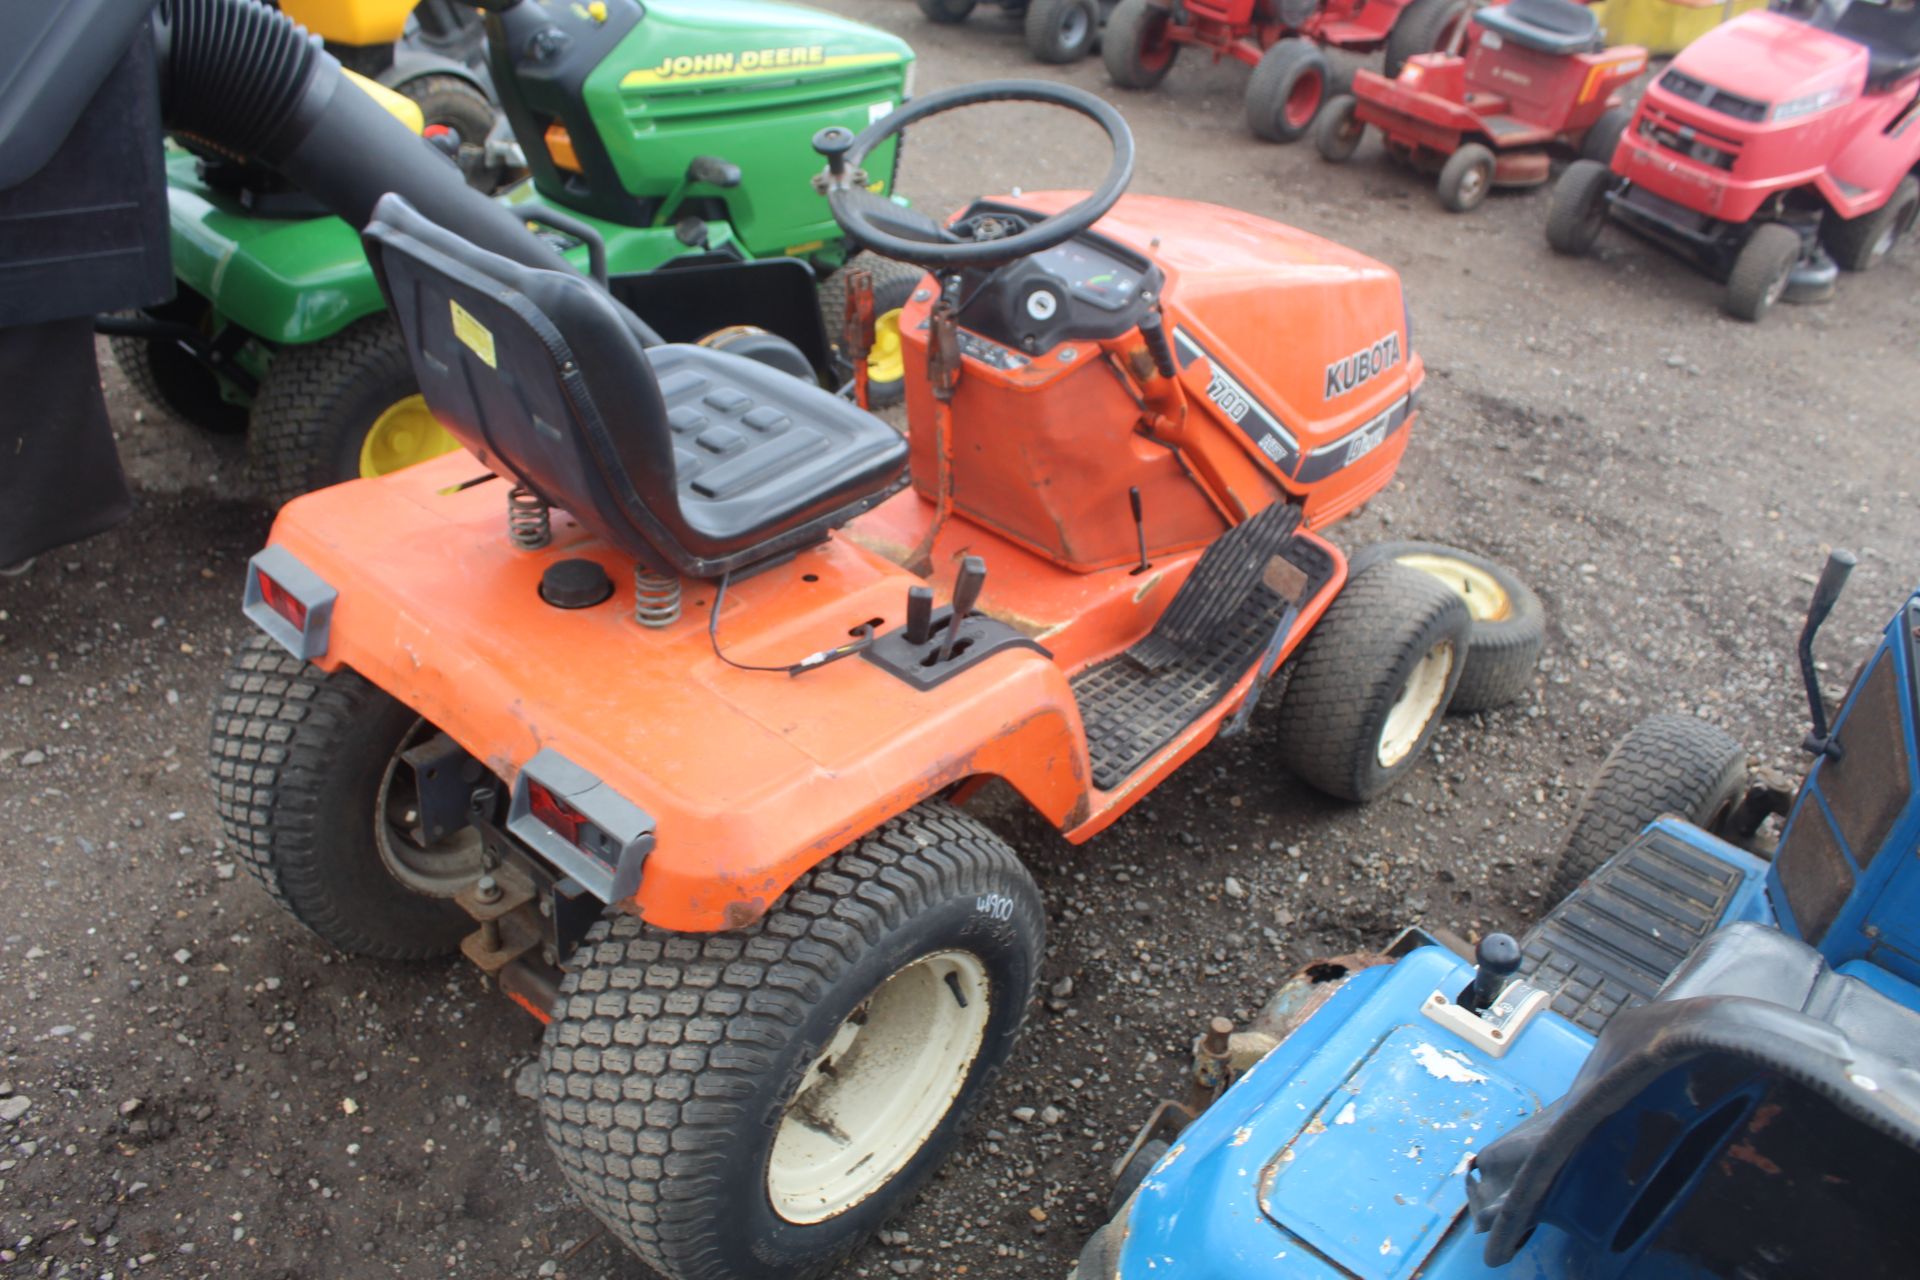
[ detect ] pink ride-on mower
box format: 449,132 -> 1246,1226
1546,0 -> 1920,321
1101,0 -> 1475,141
1316,0 -> 1648,212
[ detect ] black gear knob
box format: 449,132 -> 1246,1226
1466,933 -> 1521,1014
812,126 -> 855,176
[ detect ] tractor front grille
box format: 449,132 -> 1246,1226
1659,69 -> 1767,123
1639,106 -> 1739,171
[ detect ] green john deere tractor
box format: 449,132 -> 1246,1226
113,0 -> 916,505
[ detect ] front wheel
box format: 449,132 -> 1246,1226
1314,94 -> 1365,163
1103,0 -> 1181,90
207,634 -> 477,959
1546,159 -> 1614,257
247,314 -> 460,507
1549,714 -> 1747,901
1437,142 -> 1496,212
1723,222 -> 1803,322
1273,561 -> 1471,802
1026,0 -> 1102,62
540,803 -> 1045,1280
1245,40 -> 1330,143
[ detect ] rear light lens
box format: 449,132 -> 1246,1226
527,779 -> 588,846
256,571 -> 308,630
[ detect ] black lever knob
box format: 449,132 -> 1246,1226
1465,933 -> 1521,1014
937,556 -> 988,664
905,585 -> 934,646
811,126 -> 855,177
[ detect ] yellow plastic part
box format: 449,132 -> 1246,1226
358,394 -> 460,478
867,308 -> 905,386
280,0 -> 415,47
341,68 -> 426,134
1595,0 -> 1767,56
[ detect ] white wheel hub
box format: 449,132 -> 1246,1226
1396,553 -> 1512,623
767,950 -> 991,1225
1378,640 -> 1455,768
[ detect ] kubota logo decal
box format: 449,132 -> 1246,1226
1324,332 -> 1402,401
621,48 -> 903,87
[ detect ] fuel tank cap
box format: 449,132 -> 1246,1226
540,558 -> 613,609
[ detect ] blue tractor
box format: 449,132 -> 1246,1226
1080,550 -> 1920,1280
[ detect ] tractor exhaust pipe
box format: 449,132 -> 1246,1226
153,0 -> 559,273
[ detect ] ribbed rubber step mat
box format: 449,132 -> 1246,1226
1519,826 -> 1746,1034
1072,505 -> 1332,792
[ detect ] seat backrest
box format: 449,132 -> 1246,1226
1836,0 -> 1920,58
1474,0 -> 1602,54
364,192 -> 692,569
1468,923 -> 1920,1276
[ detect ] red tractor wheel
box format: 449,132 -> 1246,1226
1103,0 -> 1180,89
1385,0 -> 1472,77
1246,39 -> 1329,143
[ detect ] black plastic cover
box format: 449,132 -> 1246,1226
1473,0 -> 1603,56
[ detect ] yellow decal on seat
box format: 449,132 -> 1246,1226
450,300 -> 497,369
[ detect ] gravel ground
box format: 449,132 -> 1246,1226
3,7 -> 1917,1278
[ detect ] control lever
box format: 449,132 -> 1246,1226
1463,933 -> 1521,1014
811,126 -> 857,189
905,586 -> 934,646
1138,308 -> 1177,380
937,556 -> 987,664
1799,548 -> 1856,760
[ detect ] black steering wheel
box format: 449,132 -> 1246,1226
815,80 -> 1135,270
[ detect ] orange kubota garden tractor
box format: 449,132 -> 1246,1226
211,70 -> 1480,1280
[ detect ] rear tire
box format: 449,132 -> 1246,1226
917,0 -> 978,21
1548,714 -> 1747,901
1346,542 -> 1545,713
109,327 -> 249,436
1108,1139 -> 1171,1217
1384,0 -> 1471,77
819,255 -> 926,410
207,634 -> 473,960
248,314 -> 456,507
1723,222 -> 1803,322
1103,0 -> 1181,90
1274,562 -> 1470,802
1314,94 -> 1365,163
1437,143 -> 1496,212
1026,0 -> 1101,62
540,803 -> 1044,1280
1246,40 -> 1330,144
1546,159 -> 1614,257
1580,104 -> 1633,166
1821,175 -> 1920,272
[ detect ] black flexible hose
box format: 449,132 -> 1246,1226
153,0 -> 560,273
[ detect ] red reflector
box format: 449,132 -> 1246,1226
423,123 -> 454,139
528,780 -> 586,846
257,572 -> 308,630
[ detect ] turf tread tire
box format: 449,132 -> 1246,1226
109,327 -> 249,435
1580,104 -> 1633,165
917,0 -> 978,22
1385,0 -> 1470,78
1347,541 -> 1546,713
1724,222 -> 1802,322
207,633 -> 470,959
248,314 -> 421,508
818,255 -> 926,410
1437,142 -> 1495,213
1245,40 -> 1328,143
1103,0 -> 1179,89
1546,159 -> 1613,257
1821,175 -> 1919,272
1314,94 -> 1364,163
1273,562 -> 1470,802
539,802 -> 1044,1280
1548,713 -> 1747,902
1026,0 -> 1100,62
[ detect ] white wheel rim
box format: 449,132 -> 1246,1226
767,950 -> 991,1224
1378,640 -> 1455,768
1395,553 -> 1512,623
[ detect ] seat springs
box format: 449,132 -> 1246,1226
634,568 -> 681,627
507,486 -> 552,550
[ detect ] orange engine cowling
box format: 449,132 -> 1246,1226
896,192 -> 1423,574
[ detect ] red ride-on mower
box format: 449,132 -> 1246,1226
1546,0 -> 1920,320
212,80 -> 1476,1280
1316,0 -> 1647,212
1102,0 -> 1477,141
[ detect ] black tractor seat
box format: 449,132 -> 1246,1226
1469,923 -> 1920,1277
363,194 -> 909,578
1474,0 -> 1604,56
1834,0 -> 1920,92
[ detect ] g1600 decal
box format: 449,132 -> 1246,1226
1324,332 -> 1402,400
1172,327 -> 1299,473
